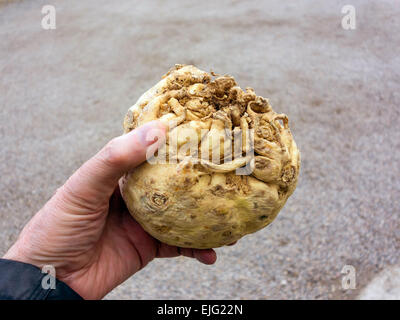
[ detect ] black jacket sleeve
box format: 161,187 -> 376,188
0,259 -> 83,300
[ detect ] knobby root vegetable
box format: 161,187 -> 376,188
120,65 -> 300,249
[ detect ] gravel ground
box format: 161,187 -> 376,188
0,0 -> 399,299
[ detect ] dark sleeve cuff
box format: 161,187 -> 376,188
0,259 -> 83,300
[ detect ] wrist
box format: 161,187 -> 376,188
3,239 -> 37,268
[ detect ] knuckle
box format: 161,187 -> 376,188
100,137 -> 126,167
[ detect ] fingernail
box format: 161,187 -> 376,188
134,121 -> 166,147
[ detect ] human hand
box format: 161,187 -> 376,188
3,121 -> 217,300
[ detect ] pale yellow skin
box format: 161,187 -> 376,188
120,65 -> 300,249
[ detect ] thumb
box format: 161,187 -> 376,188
60,120 -> 166,207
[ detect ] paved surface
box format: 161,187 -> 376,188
1,0 -> 399,299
